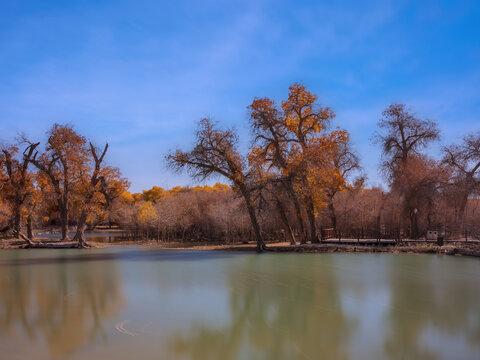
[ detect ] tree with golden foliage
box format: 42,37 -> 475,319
28,124 -> 89,241
249,83 -> 353,243
248,96 -> 306,243
142,186 -> 166,203
0,142 -> 38,244
71,142 -> 109,246
27,124 -> 128,246
283,83 -> 349,243
97,166 -> 131,228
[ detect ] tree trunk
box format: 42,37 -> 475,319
409,209 -> 418,239
284,180 -> 306,243
60,202 -> 70,241
306,197 -> 319,243
456,192 -> 468,238
73,210 -> 88,247
376,196 -> 385,240
327,200 -> 337,235
293,195 -> 307,244
276,199 -> 296,245
13,205 -> 21,238
240,188 -> 265,252
26,214 -> 34,240
16,231 -> 33,246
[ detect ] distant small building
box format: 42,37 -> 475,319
426,230 -> 438,240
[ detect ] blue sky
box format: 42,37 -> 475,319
1,0 -> 479,192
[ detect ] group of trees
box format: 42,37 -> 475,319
113,184 -> 256,243
372,104 -> 480,241
168,84 -> 359,251
0,124 -> 128,247
1,83 -> 479,251
167,85 -> 480,250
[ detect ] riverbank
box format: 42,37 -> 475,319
162,241 -> 480,257
0,238 -> 95,249
2,237 -> 480,257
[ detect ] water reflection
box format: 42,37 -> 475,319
383,256 -> 480,360
0,251 -> 125,359
167,254 -> 480,360
169,255 -> 357,360
0,250 -> 479,360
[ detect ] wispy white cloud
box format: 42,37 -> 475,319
0,0 -> 479,192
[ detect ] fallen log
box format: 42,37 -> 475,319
27,243 -> 81,249
11,231 -> 33,246
20,240 -> 93,249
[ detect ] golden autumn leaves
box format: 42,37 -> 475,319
168,83 -> 353,251
0,124 -> 130,246
248,83 -> 349,214
129,184 -> 230,230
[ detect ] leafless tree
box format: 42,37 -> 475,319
443,131 -> 480,234
325,138 -> 361,234
167,118 -> 266,251
374,104 -> 440,170
374,104 -> 440,238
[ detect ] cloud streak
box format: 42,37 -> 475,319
0,0 -> 479,192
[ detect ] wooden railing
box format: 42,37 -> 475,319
321,228 -> 335,240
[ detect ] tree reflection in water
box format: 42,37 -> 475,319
0,251 -> 125,359
0,251 -> 479,360
168,254 -> 480,360
383,255 -> 480,360
169,254 -> 357,360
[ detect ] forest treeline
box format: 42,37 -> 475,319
1,84 -> 479,251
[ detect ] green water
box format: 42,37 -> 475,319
0,248 -> 479,360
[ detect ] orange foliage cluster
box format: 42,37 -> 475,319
0,124 -> 129,244
2,83 -> 479,246
246,83 -> 356,243
129,183 -> 231,204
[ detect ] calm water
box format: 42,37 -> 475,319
0,249 -> 479,360
37,231 -> 129,243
